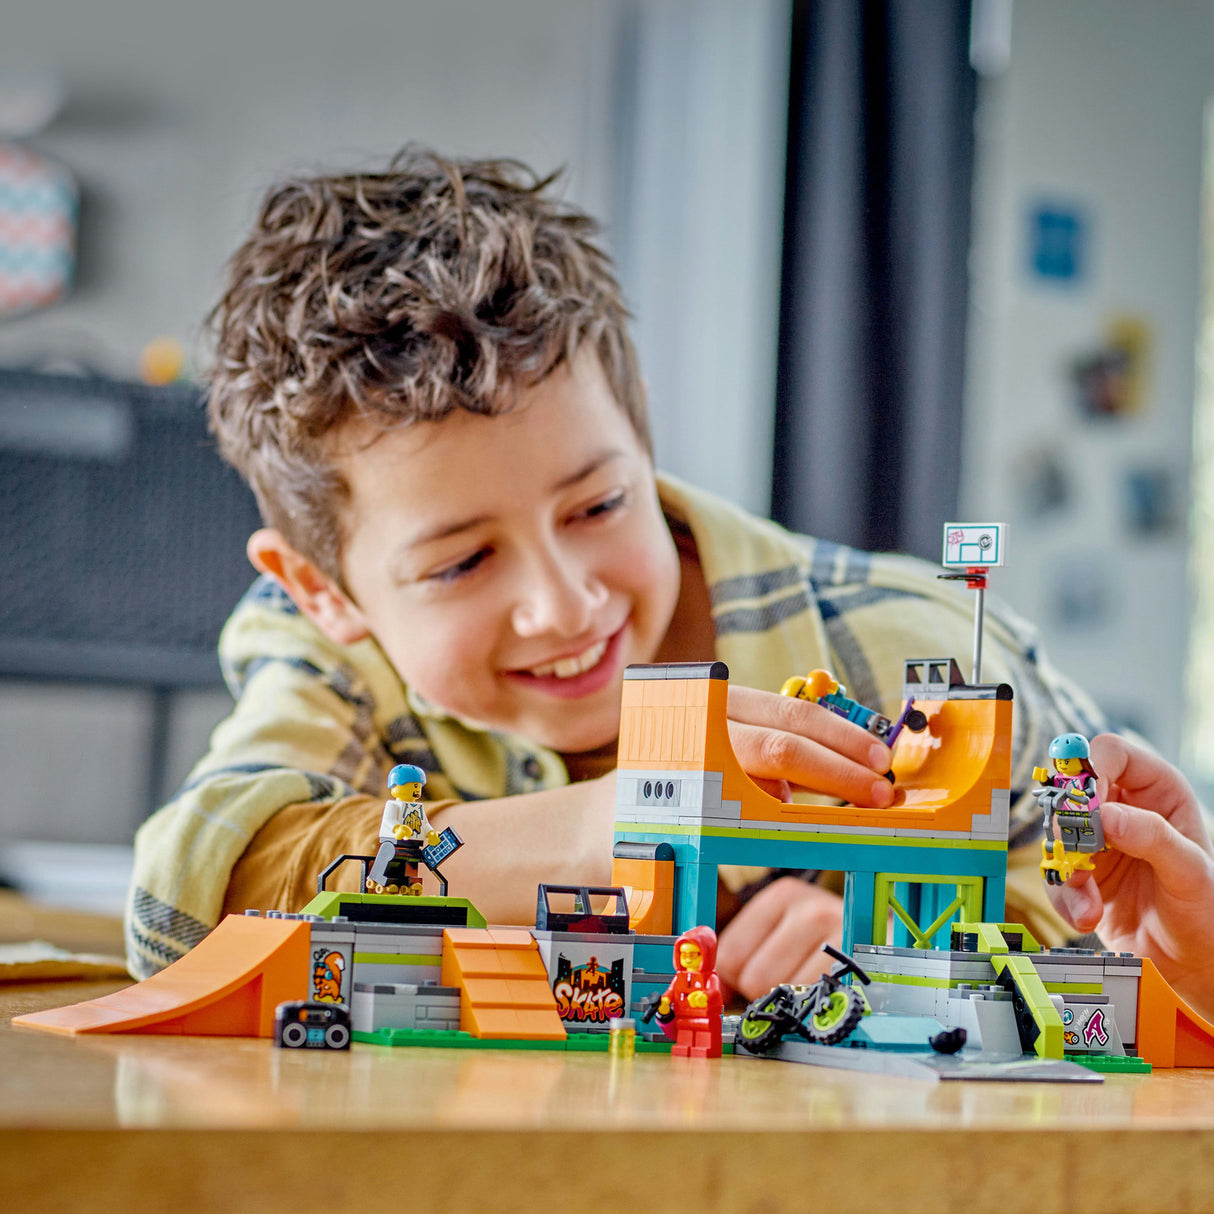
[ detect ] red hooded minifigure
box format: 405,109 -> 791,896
656,925 -> 723,1058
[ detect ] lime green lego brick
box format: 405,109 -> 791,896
1041,982 -> 1103,995
1067,1053 -> 1153,1074
301,890 -> 487,926
351,952 -> 443,967
872,874 -> 985,949
614,821 -> 686,836
876,871 -> 981,884
998,956 -> 1056,1011
618,824 -> 1005,850
974,923 -> 1011,954
864,971 -> 962,990
992,954 -> 1065,1059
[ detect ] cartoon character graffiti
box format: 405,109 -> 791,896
312,949 -> 347,1003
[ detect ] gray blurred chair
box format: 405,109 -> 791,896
0,369 -> 262,823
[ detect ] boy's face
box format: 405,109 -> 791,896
332,348 -> 681,753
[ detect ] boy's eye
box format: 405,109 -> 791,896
576,490 -> 627,521
429,547 -> 490,584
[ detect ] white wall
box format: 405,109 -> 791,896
615,0 -> 788,516
0,0 -> 622,846
0,0 -> 619,373
0,0 -> 789,849
963,0 -> 1213,760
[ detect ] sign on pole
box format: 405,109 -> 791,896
942,522 -> 1006,569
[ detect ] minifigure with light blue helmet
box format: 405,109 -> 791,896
1034,731 -> 1104,885
388,764 -> 427,798
1049,733 -> 1090,763
368,763 -> 438,895
1046,733 -> 1097,781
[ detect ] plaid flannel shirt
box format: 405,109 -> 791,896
126,474 -> 1105,977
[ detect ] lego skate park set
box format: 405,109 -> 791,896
15,524 -> 1214,1081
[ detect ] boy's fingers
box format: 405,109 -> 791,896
1049,869 -> 1104,933
716,876 -> 800,977
728,719 -> 895,807
1089,734 -> 1201,827
790,949 -> 840,986
1100,801 -> 1214,893
716,878 -> 840,991
730,883 -> 844,1000
728,685 -> 891,772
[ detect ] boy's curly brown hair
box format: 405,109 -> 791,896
207,146 -> 648,584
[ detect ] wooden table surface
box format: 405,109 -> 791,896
4,901 -> 1214,1214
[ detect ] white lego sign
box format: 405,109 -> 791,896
942,522 -> 1006,568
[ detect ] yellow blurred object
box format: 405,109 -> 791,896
608,1017 -> 636,1058
139,336 -> 186,385
803,669 -> 839,699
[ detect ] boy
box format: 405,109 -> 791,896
127,149 -> 1214,1019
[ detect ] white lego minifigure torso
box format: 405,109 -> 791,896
378,796 -> 434,844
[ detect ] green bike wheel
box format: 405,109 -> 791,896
807,988 -> 865,1045
736,988 -> 791,1055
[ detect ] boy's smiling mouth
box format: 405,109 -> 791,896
505,624 -> 628,699
525,638 -> 610,679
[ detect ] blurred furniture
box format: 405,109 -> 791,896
0,369 -> 261,819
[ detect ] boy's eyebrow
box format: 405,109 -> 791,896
403,449 -> 625,551
551,448 -> 625,493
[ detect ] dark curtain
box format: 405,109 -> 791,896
771,0 -> 977,561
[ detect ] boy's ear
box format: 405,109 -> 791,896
247,529 -> 370,646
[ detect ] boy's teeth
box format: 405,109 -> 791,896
529,639 -> 609,679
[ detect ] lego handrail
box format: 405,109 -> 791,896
316,853 -> 376,896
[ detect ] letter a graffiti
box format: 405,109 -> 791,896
1083,1007 -> 1108,1048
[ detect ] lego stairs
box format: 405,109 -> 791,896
440,927 -> 566,1040
991,953 -> 1064,1059
12,914 -> 310,1038
1137,957 -> 1214,1068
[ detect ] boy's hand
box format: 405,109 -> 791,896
1049,734 -> 1214,1020
715,877 -> 844,1001
726,685 -> 894,808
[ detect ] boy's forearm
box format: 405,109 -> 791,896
428,776 -> 617,924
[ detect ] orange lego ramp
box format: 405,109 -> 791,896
1136,957 -> 1214,1068
886,695 -> 1013,813
611,854 -> 674,935
13,914 -> 310,1038
618,663 -> 1011,835
441,928 -> 566,1041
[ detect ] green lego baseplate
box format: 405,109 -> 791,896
1067,1053 -> 1153,1074
352,1025 -> 736,1055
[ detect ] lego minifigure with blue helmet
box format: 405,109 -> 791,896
367,764 -> 440,896
1034,732 -> 1105,885
1049,733 -> 1091,764
387,763 -> 427,801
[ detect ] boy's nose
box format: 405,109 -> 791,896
511,548 -> 609,638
